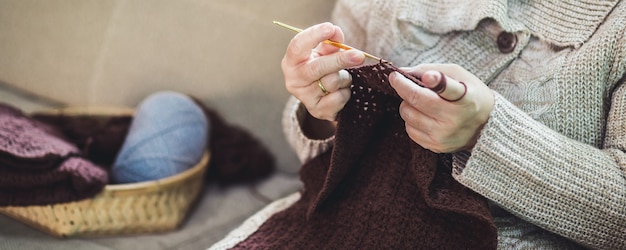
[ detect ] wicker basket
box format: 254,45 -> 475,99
0,107 -> 210,237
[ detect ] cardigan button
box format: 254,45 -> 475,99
496,32 -> 517,53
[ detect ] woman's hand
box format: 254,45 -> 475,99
389,64 -> 494,153
282,22 -> 366,121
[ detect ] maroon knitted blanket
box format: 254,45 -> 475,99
233,62 -> 497,249
0,103 -> 108,206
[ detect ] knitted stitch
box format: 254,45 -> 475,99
194,100 -> 276,185
0,103 -> 108,206
0,157 -> 108,206
231,62 -> 497,249
32,113 -> 132,167
0,103 -> 79,170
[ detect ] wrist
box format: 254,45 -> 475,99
301,109 -> 336,139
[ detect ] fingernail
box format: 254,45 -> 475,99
388,71 -> 399,84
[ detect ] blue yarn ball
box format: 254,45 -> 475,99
112,91 -> 209,184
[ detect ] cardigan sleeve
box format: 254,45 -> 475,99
452,90 -> 626,249
282,96 -> 334,164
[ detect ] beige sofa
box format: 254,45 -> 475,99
0,0 -> 336,249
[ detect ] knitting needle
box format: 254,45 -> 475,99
272,21 -> 386,62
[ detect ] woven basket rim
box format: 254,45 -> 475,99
105,151 -> 210,192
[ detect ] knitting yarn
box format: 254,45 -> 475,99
112,91 -> 209,183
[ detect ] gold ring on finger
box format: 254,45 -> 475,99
318,79 -> 329,95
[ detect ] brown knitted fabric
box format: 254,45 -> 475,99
194,100 -> 275,186
232,62 -> 497,249
0,157 -> 108,206
0,104 -> 79,170
0,103 -> 108,206
32,113 -> 133,167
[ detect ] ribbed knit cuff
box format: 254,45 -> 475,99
282,96 -> 334,164
454,92 -> 626,249
451,150 -> 471,177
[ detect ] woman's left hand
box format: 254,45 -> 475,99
388,64 -> 494,153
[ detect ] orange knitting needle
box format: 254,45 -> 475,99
273,21 -> 387,62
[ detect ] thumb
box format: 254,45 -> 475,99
421,70 -> 467,102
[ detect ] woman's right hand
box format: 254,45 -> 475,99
282,22 -> 366,121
